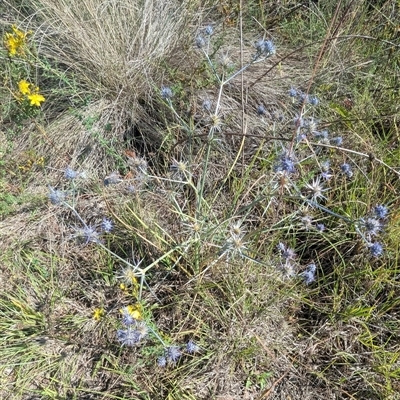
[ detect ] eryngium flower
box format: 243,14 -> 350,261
186,340 -> 200,354
205,25 -> 213,35
161,86 -> 173,100
101,218 -> 113,233
257,104 -> 266,116
330,136 -> 343,146
117,322 -> 148,346
166,346 -> 181,364
288,87 -> 297,97
202,99 -> 212,112
64,166 -> 78,180
369,242 -> 383,257
360,217 -> 381,237
305,177 -> 327,202
277,242 -> 296,260
309,96 -> 319,106
117,327 -> 142,346
301,263 -> 316,285
157,356 -> 167,367
340,163 -> 353,178
255,39 -> 276,56
48,186 -> 66,205
195,35 -> 205,48
104,171 -> 122,186
274,153 -> 296,174
374,204 -> 388,219
84,225 -> 102,244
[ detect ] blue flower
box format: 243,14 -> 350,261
275,153 -> 296,174
369,242 -> 383,257
117,327 -> 142,346
256,104 -> 266,116
202,99 -> 212,112
104,172 -> 122,186
293,114 -> 304,128
80,225 -> 101,244
278,242 -> 296,260
205,25 -> 213,35
301,263 -> 316,285
195,35 -> 205,48
186,340 -> 200,354
102,218 -> 113,233
255,39 -> 276,56
166,346 -> 181,364
64,166 -> 78,180
120,307 -> 136,326
374,204 -> 388,219
288,87 -> 297,97
309,96 -> 319,106
360,217 -> 381,237
330,136 -> 343,146
340,163 -> 353,178
157,356 -> 167,367
48,187 -> 66,205
316,223 -> 325,232
161,86 -> 173,100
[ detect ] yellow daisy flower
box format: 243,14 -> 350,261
4,25 -> 29,56
18,80 -> 31,95
93,307 -> 105,321
27,92 -> 45,107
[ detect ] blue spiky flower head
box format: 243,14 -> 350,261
369,242 -> 383,257
186,340 -> 200,354
161,86 -> 173,100
373,204 -> 388,219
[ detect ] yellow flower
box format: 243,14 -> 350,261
27,92 -> 45,107
18,80 -> 31,95
4,25 -> 29,56
93,307 -> 105,321
121,304 -> 142,320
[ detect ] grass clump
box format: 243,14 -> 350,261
0,1 -> 400,399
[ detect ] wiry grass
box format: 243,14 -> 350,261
1,0 -> 400,399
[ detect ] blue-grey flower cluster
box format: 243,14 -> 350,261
255,39 -> 276,57
161,86 -> 173,100
117,318 -> 148,347
300,263 -> 316,285
157,340 -> 200,368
